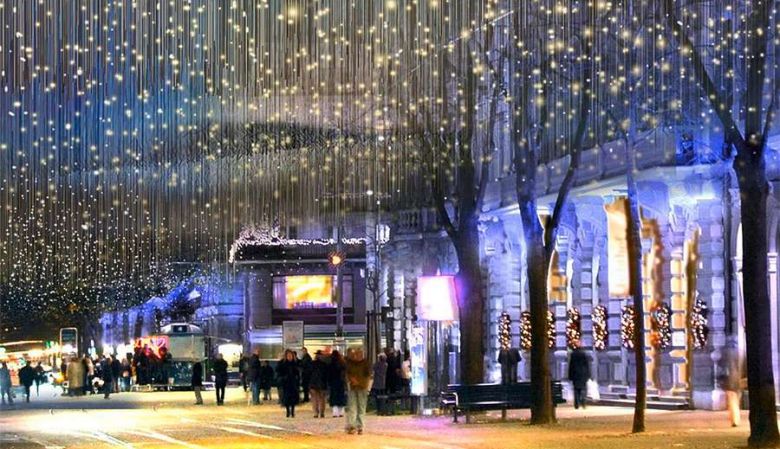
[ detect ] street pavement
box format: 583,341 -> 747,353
0,385 -> 761,449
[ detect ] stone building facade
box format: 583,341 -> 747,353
378,131 -> 780,410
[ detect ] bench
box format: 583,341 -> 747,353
440,382 -> 565,423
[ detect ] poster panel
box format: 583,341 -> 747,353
282,321 -> 305,350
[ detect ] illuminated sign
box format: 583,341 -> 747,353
285,275 -> 334,309
134,336 -> 170,359
59,328 -> 78,354
605,197 -> 631,297
416,276 -> 458,321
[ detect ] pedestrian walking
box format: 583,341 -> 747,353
328,350 -> 347,417
385,348 -> 400,394
34,362 -> 45,396
239,354 -> 249,393
100,356 -> 114,399
345,348 -> 372,435
718,338 -> 743,427
111,356 -> 122,394
213,353 -> 228,406
121,358 -> 132,392
309,350 -> 328,418
299,347 -> 313,403
259,360 -> 274,401
567,340 -> 591,409
192,361 -> 204,405
248,350 -> 262,405
19,361 -> 36,403
0,362 -> 12,405
371,353 -> 387,396
277,350 -> 300,418
83,356 -> 94,395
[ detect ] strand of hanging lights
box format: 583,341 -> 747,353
1,0 -> 774,331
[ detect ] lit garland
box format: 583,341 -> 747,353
592,305 -> 608,351
566,308 -> 582,349
520,311 -> 532,351
690,298 -> 709,349
518,311 -> 554,350
547,310 -> 556,349
228,225 -> 371,263
499,312 -> 512,350
621,305 -> 636,350
650,303 -> 672,350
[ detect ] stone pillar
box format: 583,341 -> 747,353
691,199 -> 727,409
667,207 -> 690,392
482,219 -> 514,383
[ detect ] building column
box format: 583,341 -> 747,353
680,200 -> 724,409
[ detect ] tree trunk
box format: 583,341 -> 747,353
626,180 -> 647,433
735,146 -> 780,448
453,218 -> 485,385
519,199 -> 556,424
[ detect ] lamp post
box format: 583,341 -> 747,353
330,226 -> 346,338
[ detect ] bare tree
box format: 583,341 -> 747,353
403,4 -> 505,384
661,0 -> 779,445
509,0 -> 594,424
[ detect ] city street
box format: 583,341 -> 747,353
0,386 -> 756,449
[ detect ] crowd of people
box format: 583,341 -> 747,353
61,354 -> 131,399
0,360 -> 47,404
192,347 -> 411,435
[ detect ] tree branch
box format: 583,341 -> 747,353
543,3 -> 594,255
661,0 -> 744,147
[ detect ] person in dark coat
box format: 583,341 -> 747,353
309,350 -> 328,418
191,361 -> 204,405
238,355 -> 249,392
100,356 -> 114,399
384,348 -> 401,394
328,350 -> 347,417
299,347 -> 313,403
248,351 -> 262,405
259,360 -> 274,401
371,353 -> 388,396
19,361 -> 36,403
498,347 -> 521,385
567,340 -> 591,409
34,362 -> 45,396
277,350 -> 300,417
110,356 -> 122,393
213,353 -> 229,405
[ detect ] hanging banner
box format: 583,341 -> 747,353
604,197 -> 631,297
